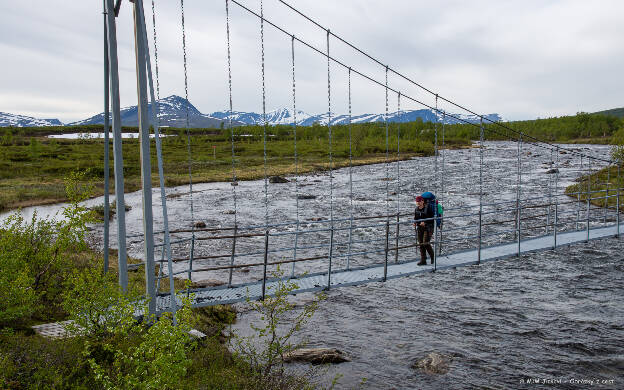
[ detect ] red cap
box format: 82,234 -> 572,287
415,196 -> 424,202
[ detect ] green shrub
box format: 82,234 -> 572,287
61,266 -> 137,338
83,296 -> 197,390
0,169 -> 95,327
610,127 -> 624,163
232,267 -> 325,388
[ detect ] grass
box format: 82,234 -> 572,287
565,164 -> 624,209
0,238 -> 260,389
0,124 -> 454,212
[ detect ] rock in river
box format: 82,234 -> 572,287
269,176 -> 289,183
412,352 -> 451,375
284,348 -> 350,365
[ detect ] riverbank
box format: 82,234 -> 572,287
566,164 -> 624,209
0,213 -> 314,389
1,122 -> 458,211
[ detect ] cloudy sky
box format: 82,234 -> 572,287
1,0 -> 622,123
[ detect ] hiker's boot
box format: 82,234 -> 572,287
417,258 -> 427,266
430,256 -> 435,265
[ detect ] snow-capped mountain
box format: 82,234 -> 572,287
0,112 -> 63,127
210,108 -> 315,126
210,107 -> 501,126
69,95 -> 236,128
2,95 -> 500,129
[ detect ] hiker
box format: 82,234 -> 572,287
414,195 -> 435,265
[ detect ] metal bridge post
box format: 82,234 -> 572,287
292,222 -> 299,277
586,164 -> 591,242
104,0 -> 127,291
576,155 -> 582,229
262,230 -> 269,300
346,218 -> 353,270
188,235 -> 194,281
103,0 -> 111,274
133,0 -> 156,315
553,149 -> 559,249
605,167 -> 610,224
478,119 -> 484,264
546,150 -> 553,234
228,224 -> 237,287
438,111 -> 446,259
617,164 -> 621,237
327,227 -> 334,290
384,219 -> 389,281
140,2 -> 177,318
394,214 -> 400,264
516,136 -> 522,257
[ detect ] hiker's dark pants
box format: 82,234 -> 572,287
416,226 -> 435,262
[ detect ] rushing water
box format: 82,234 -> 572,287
3,142 -> 622,388
231,237 -> 624,389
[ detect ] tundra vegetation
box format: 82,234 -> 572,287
0,172 -> 328,389
1,112 -> 622,211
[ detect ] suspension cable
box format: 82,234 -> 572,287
260,0 -> 269,228
346,67 -> 354,270
291,34 -> 300,276
326,29 -> 334,227
228,0 -> 610,164
396,92 -> 401,218
225,0 -> 238,286
179,0 -> 195,229
385,66 -> 390,225
274,0 -> 610,164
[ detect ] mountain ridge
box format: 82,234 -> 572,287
1,94 -> 504,127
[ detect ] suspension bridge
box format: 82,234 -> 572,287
99,0 -> 621,318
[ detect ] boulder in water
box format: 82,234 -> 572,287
298,194 -> 317,200
191,279 -> 226,288
546,168 -> 559,174
284,348 -> 350,365
412,352 -> 451,375
194,221 -> 207,228
269,176 -> 289,183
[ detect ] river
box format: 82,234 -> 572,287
2,142 -> 622,389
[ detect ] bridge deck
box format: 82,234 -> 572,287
155,223 -> 622,310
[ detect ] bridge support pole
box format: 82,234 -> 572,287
553,149 -> 559,249
228,225 -> 237,287
617,164 -> 620,237
140,1 -> 177,318
103,0 -> 111,275
576,156 -> 582,229
262,230 -> 269,300
104,0 -> 128,291
133,0 -> 156,315
604,166 -> 610,224
586,165 -> 591,242
384,220 -> 389,281
188,235 -> 194,281
437,111 -> 446,261
477,119 -> 484,264
327,227 -> 334,290
394,214 -> 400,264
546,150 -> 553,234
516,136 -> 522,257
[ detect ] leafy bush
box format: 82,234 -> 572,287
61,266 -> 137,338
83,296 -> 197,390
610,127 -> 624,163
0,169 -> 95,327
232,267 -> 325,389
